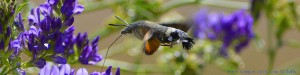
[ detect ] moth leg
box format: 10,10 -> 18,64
161,44 -> 173,48
161,45 -> 170,46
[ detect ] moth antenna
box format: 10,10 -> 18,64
101,34 -> 124,72
108,24 -> 126,26
115,16 -> 129,25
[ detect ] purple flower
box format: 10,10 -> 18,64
61,0 -> 84,17
10,39 -> 21,55
52,56 -> 67,64
61,0 -> 83,26
15,13 -> 25,31
79,36 -> 102,65
18,69 -> 26,75
34,58 -> 46,69
75,32 -> 88,50
193,9 -> 254,56
82,66 -> 121,75
39,3 -> 53,17
47,0 -> 59,6
18,68 -> 26,75
39,63 -> 121,75
59,64 -> 72,75
39,62 -> 74,75
19,0 -> 101,69
76,68 -> 89,75
28,8 -> 41,26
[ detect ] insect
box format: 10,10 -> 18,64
109,16 -> 195,55
101,16 -> 195,71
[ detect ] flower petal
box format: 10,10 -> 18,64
105,66 -> 112,75
73,5 -> 84,14
76,68 -> 88,75
35,58 -> 46,69
50,65 -> 59,75
115,67 -> 120,75
52,56 -> 67,64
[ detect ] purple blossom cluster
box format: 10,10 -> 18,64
193,9 -> 254,56
10,0 -> 102,69
39,62 -> 120,75
1,0 -> 22,58
2,0 -> 118,75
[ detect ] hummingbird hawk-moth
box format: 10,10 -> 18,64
101,16 -> 195,71
109,16 -> 195,55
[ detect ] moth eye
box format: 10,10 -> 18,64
121,31 -> 126,34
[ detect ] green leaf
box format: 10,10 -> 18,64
15,2 -> 27,14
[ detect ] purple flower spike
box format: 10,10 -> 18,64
193,9 -> 254,56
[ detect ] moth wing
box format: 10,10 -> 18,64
160,21 -> 193,32
143,31 -> 161,55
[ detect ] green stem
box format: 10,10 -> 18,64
3,65 -> 19,75
267,49 -> 275,75
267,20 -> 276,75
21,61 -> 34,69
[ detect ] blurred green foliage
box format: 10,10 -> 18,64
251,0 -> 300,75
